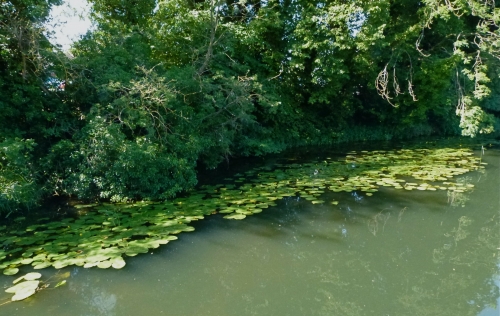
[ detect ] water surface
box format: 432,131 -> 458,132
1,146 -> 499,316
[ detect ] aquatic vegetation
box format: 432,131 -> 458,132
2,272 -> 68,303
5,279 -> 40,301
0,147 -> 485,275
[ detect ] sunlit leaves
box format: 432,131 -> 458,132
3,268 -> 19,276
0,145 -> 483,275
4,271 -> 69,302
6,280 -> 39,301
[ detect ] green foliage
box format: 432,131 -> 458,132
66,113 -> 198,200
0,0 -> 499,214
89,0 -> 156,25
0,144 -> 484,274
458,106 -> 496,137
0,139 -> 40,212
0,1 -> 85,213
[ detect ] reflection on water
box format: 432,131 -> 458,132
1,148 -> 499,316
67,270 -> 118,316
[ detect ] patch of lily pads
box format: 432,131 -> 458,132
2,272 -> 68,303
0,146 -> 485,275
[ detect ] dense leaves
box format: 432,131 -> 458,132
0,0 -> 498,212
0,144 -> 485,274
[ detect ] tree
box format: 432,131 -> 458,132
1,0 -> 498,213
0,0 -> 74,212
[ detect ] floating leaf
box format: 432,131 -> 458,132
55,280 -> 67,287
223,214 -> 246,220
5,280 -> 40,293
13,272 -> 42,284
52,260 -> 72,269
3,268 -> 19,275
111,257 -> 126,269
33,261 -> 52,269
21,258 -> 34,265
12,288 -> 37,301
97,260 -> 112,269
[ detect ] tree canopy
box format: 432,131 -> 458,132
1,0 -> 499,213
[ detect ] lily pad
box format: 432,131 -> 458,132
6,280 -> 40,301
12,288 -> 37,301
311,200 -> 325,204
33,261 -> 52,269
13,272 -> 42,284
3,268 -> 19,275
111,257 -> 126,269
223,214 -> 246,220
97,260 -> 113,269
55,280 -> 67,287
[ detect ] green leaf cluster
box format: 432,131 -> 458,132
0,0 -> 498,213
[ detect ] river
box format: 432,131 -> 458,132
1,141 -> 499,315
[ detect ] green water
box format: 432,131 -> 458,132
1,147 -> 499,315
